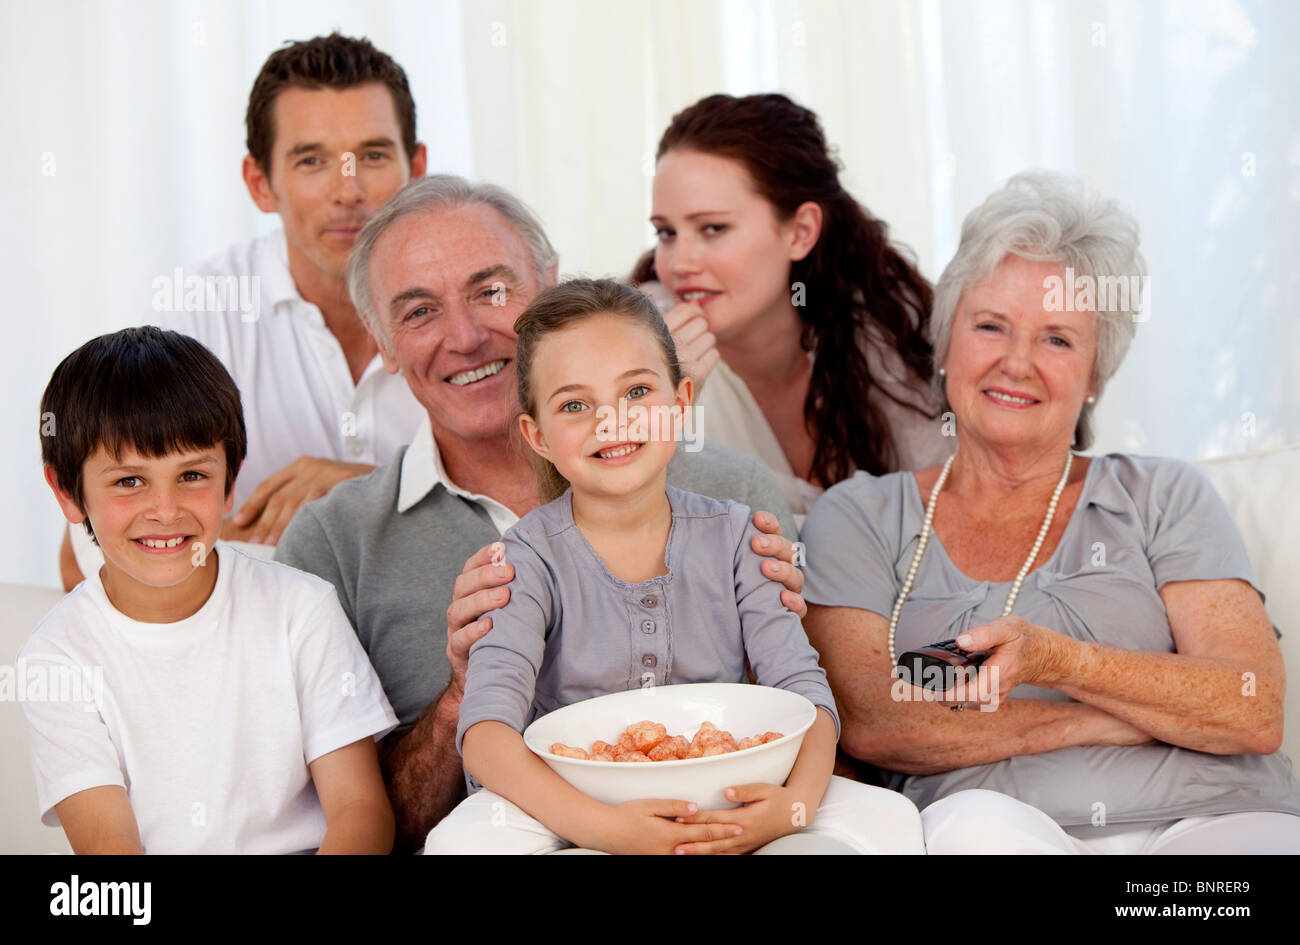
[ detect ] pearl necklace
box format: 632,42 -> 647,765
887,450 -> 1074,665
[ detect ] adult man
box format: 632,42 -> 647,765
275,175 -> 808,851
60,33 -> 427,587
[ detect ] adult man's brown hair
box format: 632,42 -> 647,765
245,32 -> 418,177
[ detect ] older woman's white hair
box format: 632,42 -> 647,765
931,171 -> 1147,450
347,174 -> 559,353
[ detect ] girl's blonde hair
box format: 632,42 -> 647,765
514,278 -> 683,503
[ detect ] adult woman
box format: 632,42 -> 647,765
632,93 -> 952,519
801,171 -> 1300,853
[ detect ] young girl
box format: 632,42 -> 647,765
424,279 -> 924,855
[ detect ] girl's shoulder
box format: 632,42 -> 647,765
507,489 -> 579,541
665,486 -> 757,559
665,484 -> 747,520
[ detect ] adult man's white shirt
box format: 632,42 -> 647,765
151,229 -> 425,512
70,230 -> 425,578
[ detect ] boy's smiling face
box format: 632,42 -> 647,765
47,444 -> 233,621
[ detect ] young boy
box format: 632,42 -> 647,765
22,327 -> 398,853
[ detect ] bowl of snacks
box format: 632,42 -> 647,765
522,683 -> 817,810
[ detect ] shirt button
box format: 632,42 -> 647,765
641,654 -> 657,668
641,596 -> 658,608
641,619 -> 656,634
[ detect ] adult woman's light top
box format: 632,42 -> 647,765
648,270 -> 954,521
696,344 -> 954,521
801,451 -> 1300,826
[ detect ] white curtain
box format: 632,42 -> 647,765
2,0 -> 1295,587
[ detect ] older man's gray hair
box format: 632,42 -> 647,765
347,174 -> 559,351
931,171 -> 1148,450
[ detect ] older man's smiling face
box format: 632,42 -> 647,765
368,203 -> 552,444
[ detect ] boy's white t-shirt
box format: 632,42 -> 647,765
17,543 -> 398,853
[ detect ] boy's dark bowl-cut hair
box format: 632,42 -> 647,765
40,327 -> 248,536
245,32 -> 418,177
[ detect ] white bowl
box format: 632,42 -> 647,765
523,683 -> 817,810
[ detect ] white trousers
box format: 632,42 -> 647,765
425,775 -> 926,854
922,789 -> 1300,854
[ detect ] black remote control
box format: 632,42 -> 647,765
895,639 -> 989,692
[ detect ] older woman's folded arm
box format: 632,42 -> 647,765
1034,578 -> 1285,756
804,603 -> 1154,775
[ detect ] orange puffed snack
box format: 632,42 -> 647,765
684,722 -> 710,758
698,731 -> 739,757
647,735 -> 690,761
551,721 -> 783,762
626,721 -> 669,753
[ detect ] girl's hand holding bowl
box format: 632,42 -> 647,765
523,683 -> 816,812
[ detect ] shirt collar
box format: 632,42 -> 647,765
397,415 -> 520,534
257,230 -> 392,382
1079,454 -> 1127,515
256,229 -> 308,311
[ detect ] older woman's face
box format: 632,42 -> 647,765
943,254 -> 1097,453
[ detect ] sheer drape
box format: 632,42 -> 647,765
3,0 -> 1294,586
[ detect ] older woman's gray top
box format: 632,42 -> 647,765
801,452 -> 1300,827
457,486 -> 838,757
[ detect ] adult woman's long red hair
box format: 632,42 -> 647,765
632,93 -> 936,484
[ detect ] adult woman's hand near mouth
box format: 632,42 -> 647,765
631,93 -> 951,522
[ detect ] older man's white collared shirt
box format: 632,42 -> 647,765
397,416 -> 519,536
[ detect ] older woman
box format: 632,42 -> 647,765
801,171 -> 1300,853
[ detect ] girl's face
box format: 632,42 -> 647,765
519,313 -> 693,501
650,149 -> 820,341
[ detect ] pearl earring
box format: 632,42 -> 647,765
938,367 -> 946,377
1085,395 -> 1095,404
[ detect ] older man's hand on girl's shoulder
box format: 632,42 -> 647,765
445,541 -> 515,700
750,509 -> 807,618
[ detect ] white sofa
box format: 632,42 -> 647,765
3,582 -> 73,854
3,445 -> 1297,853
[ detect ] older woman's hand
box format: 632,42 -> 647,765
931,579 -> 1285,755
949,616 -> 1074,704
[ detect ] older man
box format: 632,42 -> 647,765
274,175 -> 807,851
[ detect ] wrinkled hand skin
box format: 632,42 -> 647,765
230,456 -> 374,545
